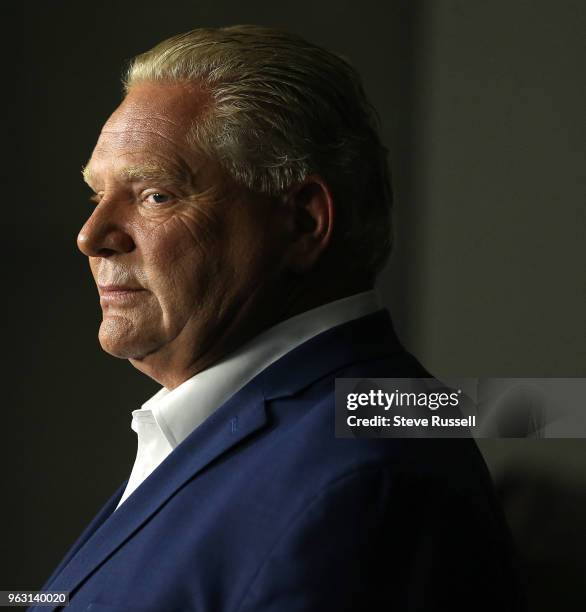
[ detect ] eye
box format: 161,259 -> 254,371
143,192 -> 173,205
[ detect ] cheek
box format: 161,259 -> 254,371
228,215 -> 285,280
136,199 -> 277,318
139,219 -> 222,306
89,258 -> 101,281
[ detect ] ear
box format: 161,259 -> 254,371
282,175 -> 334,273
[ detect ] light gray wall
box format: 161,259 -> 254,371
379,3 -> 585,610
382,0 -> 585,376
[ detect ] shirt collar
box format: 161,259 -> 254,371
135,290 -> 381,449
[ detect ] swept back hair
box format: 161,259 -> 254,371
125,25 -> 393,281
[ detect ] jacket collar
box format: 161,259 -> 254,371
260,309 -> 402,399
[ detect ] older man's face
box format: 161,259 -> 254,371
78,82 -> 287,381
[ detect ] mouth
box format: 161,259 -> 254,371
98,284 -> 147,303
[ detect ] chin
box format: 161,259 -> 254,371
98,317 -> 158,360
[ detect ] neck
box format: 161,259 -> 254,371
130,273 -> 372,390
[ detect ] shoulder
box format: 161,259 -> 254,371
264,352 -> 494,505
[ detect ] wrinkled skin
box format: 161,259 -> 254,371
78,81 -> 335,389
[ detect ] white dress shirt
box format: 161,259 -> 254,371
115,290 -> 381,509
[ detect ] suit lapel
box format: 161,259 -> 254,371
45,380 -> 267,602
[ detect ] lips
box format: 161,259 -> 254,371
98,284 -> 144,295
98,284 -> 146,304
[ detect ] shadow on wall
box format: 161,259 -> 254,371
480,439 -> 586,611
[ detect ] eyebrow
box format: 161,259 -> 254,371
82,162 -> 196,191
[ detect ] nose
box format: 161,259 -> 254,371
77,198 -> 135,257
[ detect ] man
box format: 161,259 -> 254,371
33,26 -> 521,611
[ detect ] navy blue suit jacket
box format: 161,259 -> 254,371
33,311 -> 522,611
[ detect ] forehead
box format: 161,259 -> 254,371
87,81 -> 208,181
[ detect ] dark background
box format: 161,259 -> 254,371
4,1 -> 585,610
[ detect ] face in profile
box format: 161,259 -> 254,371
78,81 -> 288,381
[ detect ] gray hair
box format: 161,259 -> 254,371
124,25 -> 393,281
